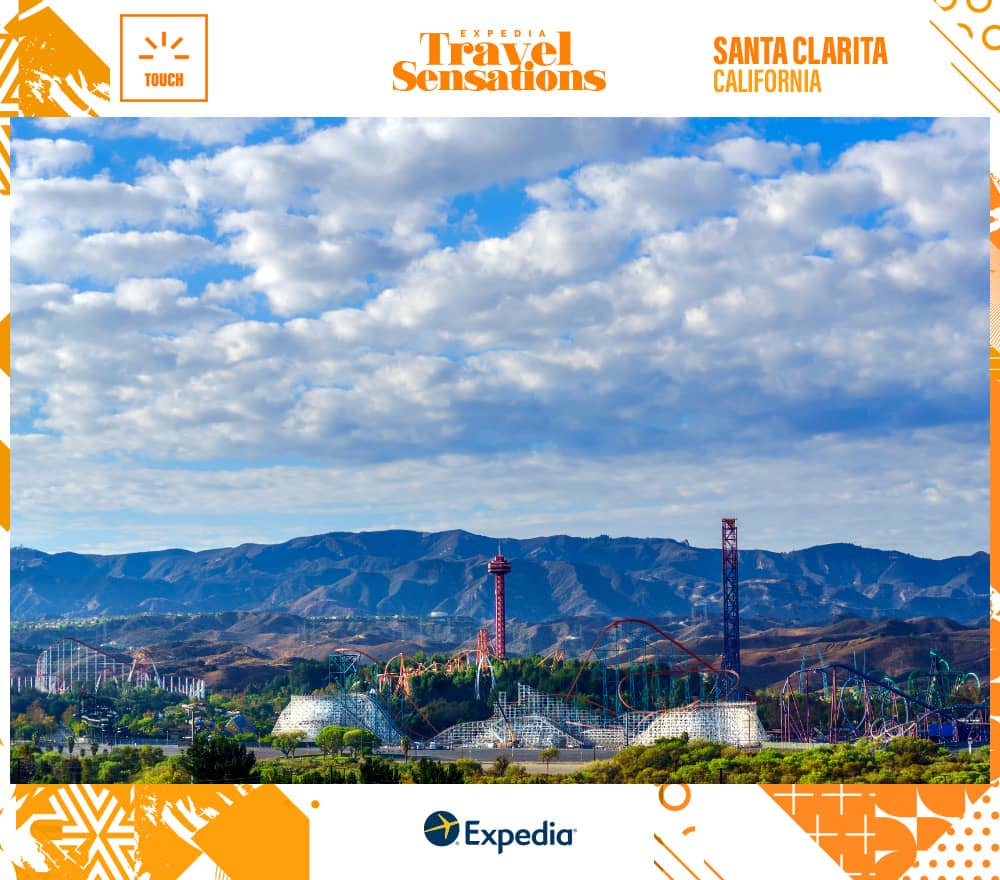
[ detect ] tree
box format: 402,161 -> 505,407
539,747 -> 559,773
315,726 -> 346,757
343,728 -> 379,757
66,736 -> 75,756
400,736 -> 411,762
358,756 -> 400,783
343,729 -> 363,756
272,730 -> 306,758
89,741 -> 98,757
179,732 -> 257,783
409,758 -> 464,784
11,743 -> 35,783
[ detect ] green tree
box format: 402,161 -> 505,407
179,732 -> 257,783
315,726 -> 346,757
272,730 -> 306,758
343,728 -> 379,757
539,747 -> 559,773
66,736 -> 75,756
409,758 -> 464,784
359,756 -> 400,783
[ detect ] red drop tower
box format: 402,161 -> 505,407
487,551 -> 512,659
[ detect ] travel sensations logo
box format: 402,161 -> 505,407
423,810 -> 576,854
393,29 -> 606,91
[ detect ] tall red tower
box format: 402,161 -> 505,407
487,551 -> 512,659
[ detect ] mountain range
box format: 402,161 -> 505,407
10,529 -> 988,626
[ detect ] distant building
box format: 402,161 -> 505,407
224,714 -> 254,736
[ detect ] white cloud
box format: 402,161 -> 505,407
30,117 -> 271,146
11,427 -> 986,558
9,118 -> 988,556
708,136 -> 816,175
838,118 -> 987,239
14,138 -> 92,177
14,227 -> 218,282
12,175 -> 189,231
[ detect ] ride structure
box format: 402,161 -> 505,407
305,616 -> 762,749
780,649 -> 989,745
719,517 -> 741,700
488,550 -> 512,659
26,637 -> 206,699
271,518 -> 987,753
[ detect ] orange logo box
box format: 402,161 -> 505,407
120,14 -> 208,102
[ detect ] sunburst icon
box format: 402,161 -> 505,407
120,14 -> 208,102
138,32 -> 190,62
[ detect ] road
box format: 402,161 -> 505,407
34,740 -> 617,771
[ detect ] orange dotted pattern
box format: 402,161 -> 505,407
904,785 -> 1000,880
763,784 -> 990,880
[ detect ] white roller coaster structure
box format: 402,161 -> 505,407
28,637 -> 206,699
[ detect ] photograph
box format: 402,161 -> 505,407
7,116 -> 990,786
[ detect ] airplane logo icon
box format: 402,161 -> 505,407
424,810 -> 460,846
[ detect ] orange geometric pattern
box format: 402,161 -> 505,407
11,784 -> 309,880
13,785 -> 137,880
930,0 -> 1000,113
906,784 -> 1000,880
763,784 -> 991,880
7,0 -> 109,117
0,25 -> 16,196
133,784 -> 309,880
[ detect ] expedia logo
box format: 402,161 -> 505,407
423,811 -> 576,854
424,811 -> 460,846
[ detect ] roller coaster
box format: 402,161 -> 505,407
300,618 -> 763,749
22,637 -> 206,699
780,650 -> 989,745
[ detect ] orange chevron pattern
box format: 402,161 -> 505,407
15,785 -> 137,880
0,29 -> 16,196
0,30 -> 17,112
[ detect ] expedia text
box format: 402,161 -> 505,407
465,819 -> 575,854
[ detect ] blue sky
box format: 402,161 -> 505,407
9,117 -> 988,557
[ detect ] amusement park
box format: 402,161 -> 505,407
268,520 -> 989,755
12,518 -> 988,786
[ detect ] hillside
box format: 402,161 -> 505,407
11,529 -> 987,626
10,611 -> 988,694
